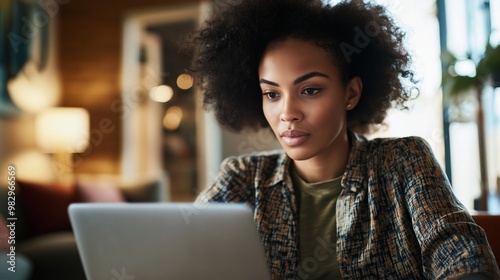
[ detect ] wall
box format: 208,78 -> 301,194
58,0 -> 201,176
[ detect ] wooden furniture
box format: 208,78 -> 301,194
472,214 -> 500,267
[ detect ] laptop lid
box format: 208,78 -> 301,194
69,203 -> 271,280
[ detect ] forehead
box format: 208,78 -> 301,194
258,38 -> 338,78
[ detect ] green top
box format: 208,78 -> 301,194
292,167 -> 343,280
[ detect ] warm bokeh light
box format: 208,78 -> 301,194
176,73 -> 194,90
36,107 -> 90,153
5,150 -> 58,183
163,106 -> 183,131
8,62 -> 61,113
149,85 -> 174,103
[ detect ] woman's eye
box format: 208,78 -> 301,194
302,88 -> 321,95
263,92 -> 280,100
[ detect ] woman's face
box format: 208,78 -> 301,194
258,38 -> 361,162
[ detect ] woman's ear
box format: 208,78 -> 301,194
345,76 -> 362,110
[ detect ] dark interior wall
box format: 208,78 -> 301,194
58,0 -> 202,175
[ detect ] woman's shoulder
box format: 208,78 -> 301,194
351,133 -> 435,166
360,134 -> 432,155
220,149 -> 288,171
221,150 -> 290,177
195,150 -> 289,203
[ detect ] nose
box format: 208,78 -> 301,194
280,95 -> 303,123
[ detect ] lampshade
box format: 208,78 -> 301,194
36,107 -> 90,153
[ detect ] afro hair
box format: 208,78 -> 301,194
187,0 -> 418,134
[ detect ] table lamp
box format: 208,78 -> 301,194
35,107 -> 90,182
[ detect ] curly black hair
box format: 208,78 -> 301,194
187,0 -> 418,134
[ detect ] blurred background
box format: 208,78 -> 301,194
1,0 -> 500,279
0,0 -> 499,217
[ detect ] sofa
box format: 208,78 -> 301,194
0,177 -> 166,280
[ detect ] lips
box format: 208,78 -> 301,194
280,130 -> 310,147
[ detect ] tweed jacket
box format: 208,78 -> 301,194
196,133 -> 500,280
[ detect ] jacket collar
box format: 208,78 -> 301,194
342,131 -> 368,193
258,131 -> 368,192
260,151 -> 291,188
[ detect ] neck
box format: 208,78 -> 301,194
293,132 -> 350,183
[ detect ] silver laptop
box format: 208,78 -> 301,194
69,203 -> 271,280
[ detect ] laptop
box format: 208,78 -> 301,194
69,203 -> 271,280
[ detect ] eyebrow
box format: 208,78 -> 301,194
259,71 -> 330,87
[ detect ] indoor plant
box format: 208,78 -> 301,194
442,43 -> 500,211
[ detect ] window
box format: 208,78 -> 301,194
323,0 -> 500,212
440,0 -> 500,212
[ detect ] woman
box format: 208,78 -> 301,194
188,0 -> 500,279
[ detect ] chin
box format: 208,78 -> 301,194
282,148 -> 316,162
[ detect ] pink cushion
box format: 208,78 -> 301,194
76,181 -> 125,203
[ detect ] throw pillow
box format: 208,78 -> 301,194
75,181 -> 125,203
17,180 -> 76,236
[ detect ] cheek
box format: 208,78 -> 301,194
310,104 -> 345,127
262,103 -> 282,137
262,103 -> 277,124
